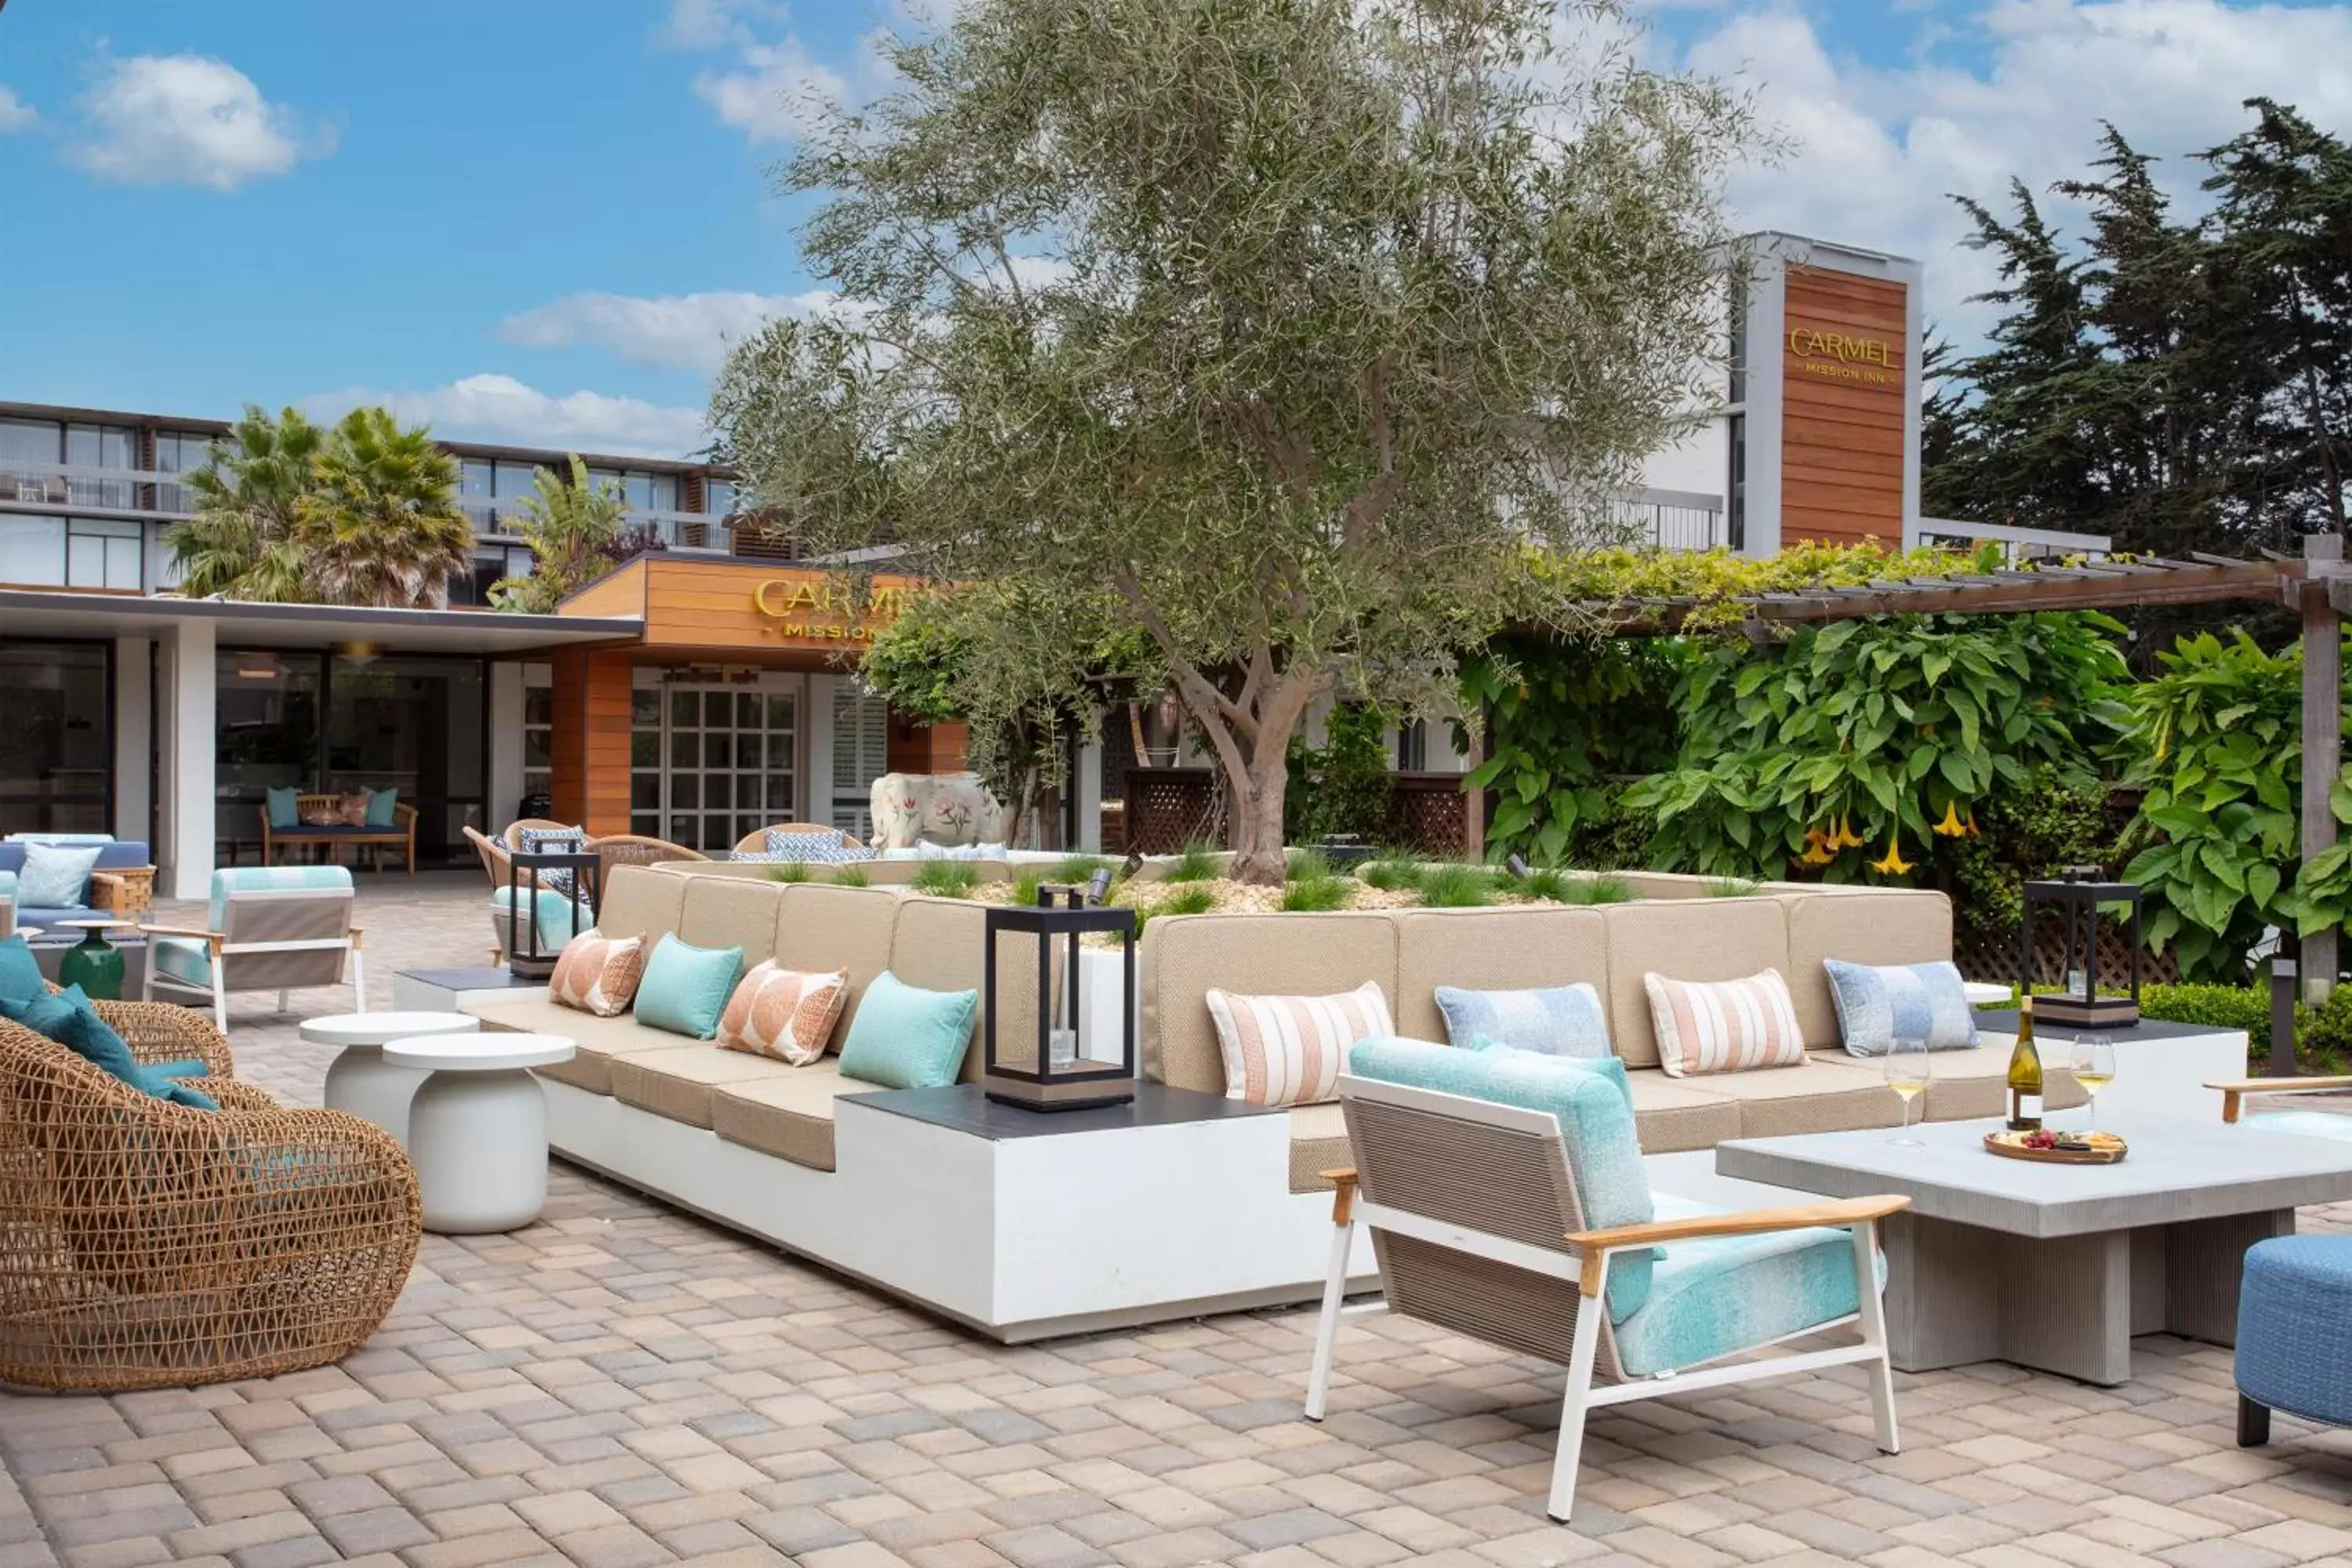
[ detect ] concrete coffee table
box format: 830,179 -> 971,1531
1718,1116 -> 2352,1385
383,1032 -> 574,1234
296,1011 -> 480,1145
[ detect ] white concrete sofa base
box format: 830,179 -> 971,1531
540,1076 -> 1375,1342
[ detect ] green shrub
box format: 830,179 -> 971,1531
1706,877 -> 1761,898
1051,854 -> 1113,884
1418,862 -> 1496,909
2140,982 -> 2274,1052
1360,856 -> 1426,892
1286,848 -> 1335,884
1135,883 -> 1221,936
1010,869 -> 1044,908
1160,842 -> 1220,883
2300,987 -> 2352,1073
1555,872 -> 1638,905
764,861 -> 811,884
1281,877 -> 1352,913
1519,866 -> 1572,902
911,860 -> 980,897
829,864 -> 870,887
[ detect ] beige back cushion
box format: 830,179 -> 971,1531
771,883 -> 901,1039
599,866 -> 687,946
1390,906 -> 1612,1044
1781,889 -> 1955,1047
1142,913 -> 1399,1094
886,896 -> 1036,1083
1599,898 -> 1792,1069
676,875 -> 783,960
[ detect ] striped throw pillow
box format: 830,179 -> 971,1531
1205,981 -> 1393,1107
548,930 -> 647,1018
718,961 -> 850,1065
1644,969 -> 1806,1077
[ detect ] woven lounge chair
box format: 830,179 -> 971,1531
734,823 -> 868,853
586,833 -> 708,875
1305,1070 -> 1906,1522
0,994 -> 419,1392
139,867 -> 365,1033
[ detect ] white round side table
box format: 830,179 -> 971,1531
382,1033 -> 575,1234
297,1011 -> 480,1145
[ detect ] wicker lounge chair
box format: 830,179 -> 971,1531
0,995 -> 419,1392
734,823 -> 868,853
1306,1070 -> 1905,1522
586,833 -> 708,875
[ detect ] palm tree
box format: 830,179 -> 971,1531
488,456 -> 626,613
170,406 -> 327,601
299,408 -> 474,608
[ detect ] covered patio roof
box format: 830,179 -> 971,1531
0,588 -> 644,655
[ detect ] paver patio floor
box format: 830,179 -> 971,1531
5,872 -> 2351,1568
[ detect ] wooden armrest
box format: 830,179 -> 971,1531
2211,1076 -> 2352,1122
137,924 -> 221,944
1320,1167 -> 1358,1224
1566,1196 -> 1910,1296
348,927 -> 365,949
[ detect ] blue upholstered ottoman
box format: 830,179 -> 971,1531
2237,1235 -> 2352,1446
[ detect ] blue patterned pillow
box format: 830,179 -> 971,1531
1824,958 -> 1977,1056
517,826 -> 587,895
1435,983 -> 1610,1059
1345,1036 -> 1656,1323
763,829 -> 873,863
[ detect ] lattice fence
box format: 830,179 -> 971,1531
1122,768 -> 1223,855
1956,918 -> 2179,989
1387,774 -> 1472,856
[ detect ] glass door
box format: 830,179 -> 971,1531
656,679 -> 797,851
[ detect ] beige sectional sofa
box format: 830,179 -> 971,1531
1141,889 -> 2082,1195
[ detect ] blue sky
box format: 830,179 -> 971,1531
4,1 -> 2350,457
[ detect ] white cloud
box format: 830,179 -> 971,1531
0,87 -> 37,133
1682,0 -> 2352,342
67,54 -> 328,191
656,0 -> 793,51
694,35 -> 854,143
300,376 -> 707,459
500,289 -> 844,373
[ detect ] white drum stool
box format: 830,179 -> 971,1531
383,1033 -> 575,1234
296,1011 -> 480,1145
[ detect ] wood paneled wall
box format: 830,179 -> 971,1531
550,648 -> 634,835
1779,264 -> 1907,549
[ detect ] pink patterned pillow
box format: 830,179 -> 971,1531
1644,969 -> 1806,1077
718,961 -> 850,1065
1205,981 -> 1393,1108
548,930 -> 647,1018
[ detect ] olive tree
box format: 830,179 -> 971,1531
711,0 -> 1752,881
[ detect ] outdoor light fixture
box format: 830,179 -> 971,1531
1121,848 -> 1145,880
1506,855 -> 1531,879
506,848 -> 600,982
234,655 -> 279,681
1086,866 -> 1113,906
2020,867 -> 2143,1028
334,641 -> 383,666
982,884 -> 1137,1112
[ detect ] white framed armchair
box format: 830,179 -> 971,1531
1305,1056 -> 1905,1523
139,866 -> 365,1032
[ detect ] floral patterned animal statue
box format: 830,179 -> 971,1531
869,772 -> 1011,850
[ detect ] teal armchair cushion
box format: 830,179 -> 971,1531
19,842 -> 100,910
1610,1192 -> 1878,1377
151,935 -> 215,990
490,885 -> 590,953
0,983 -> 218,1109
265,785 -> 300,829
837,971 -> 979,1090
209,865 -> 353,930
634,935 -> 743,1040
0,935 -> 42,1007
1345,1036 -> 1655,1323
365,787 -> 399,828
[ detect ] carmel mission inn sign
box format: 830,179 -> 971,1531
751,577 -> 908,644
1787,328 -> 1899,390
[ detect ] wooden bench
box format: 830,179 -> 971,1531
260,795 -> 419,875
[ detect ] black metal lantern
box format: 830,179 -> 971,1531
983,884 -> 1137,1112
2020,867 -> 2143,1028
508,849 -> 601,981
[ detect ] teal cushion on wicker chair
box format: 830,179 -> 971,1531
0,985 -> 217,1109
0,935 -> 42,1006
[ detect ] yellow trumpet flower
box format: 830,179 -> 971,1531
1832,815 -> 1867,851
1933,803 -> 1967,838
1871,833 -> 1914,877
1962,809 -> 1980,837
1798,828 -> 1837,866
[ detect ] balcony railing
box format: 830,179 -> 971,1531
1613,489 -> 1725,551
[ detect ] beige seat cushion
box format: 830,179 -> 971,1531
1675,1056 -> 1900,1137
1143,912 -> 1399,1094
598,866 -> 688,949
675,875 -> 783,956
1781,890 -> 1955,1048
771,883 -> 901,1040
1837,1042 -> 2086,1123
1390,906 -> 1610,1044
1288,1102 -> 1353,1194
1599,899 -> 1792,1069
468,996 -> 679,1095
1623,1069 -> 1744,1153
611,1044 -> 804,1129
710,1062 -> 875,1172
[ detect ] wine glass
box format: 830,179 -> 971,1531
1884,1036 -> 1930,1146
2071,1036 -> 2116,1129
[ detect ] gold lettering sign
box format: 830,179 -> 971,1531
1786,328 -> 1899,388
750,578 -> 905,644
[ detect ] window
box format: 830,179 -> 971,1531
1727,413 -> 1747,553
1396,719 -> 1428,772
0,641 -> 111,836
523,666 -> 555,805
0,516 -> 64,586
67,518 -> 142,590
64,423 -> 136,509
494,460 -> 542,499
706,478 -> 739,517
459,459 -> 495,498
620,470 -> 679,514
154,430 -> 215,514
0,419 -> 63,506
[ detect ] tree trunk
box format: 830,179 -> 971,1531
1228,747 -> 1294,885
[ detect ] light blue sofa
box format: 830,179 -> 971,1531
0,838 -> 156,932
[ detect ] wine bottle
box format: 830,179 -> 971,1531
2006,996 -> 2044,1132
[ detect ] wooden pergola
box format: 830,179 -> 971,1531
1523,537 -> 2352,998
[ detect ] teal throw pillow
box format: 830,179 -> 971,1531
20,842 -> 100,909
633,935 -> 743,1039
0,935 -> 43,1006
1345,1036 -> 1657,1324
365,787 -> 398,828
266,785 -> 301,829
0,984 -> 218,1109
837,971 -> 979,1091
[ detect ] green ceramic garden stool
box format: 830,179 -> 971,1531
55,919 -> 129,1000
